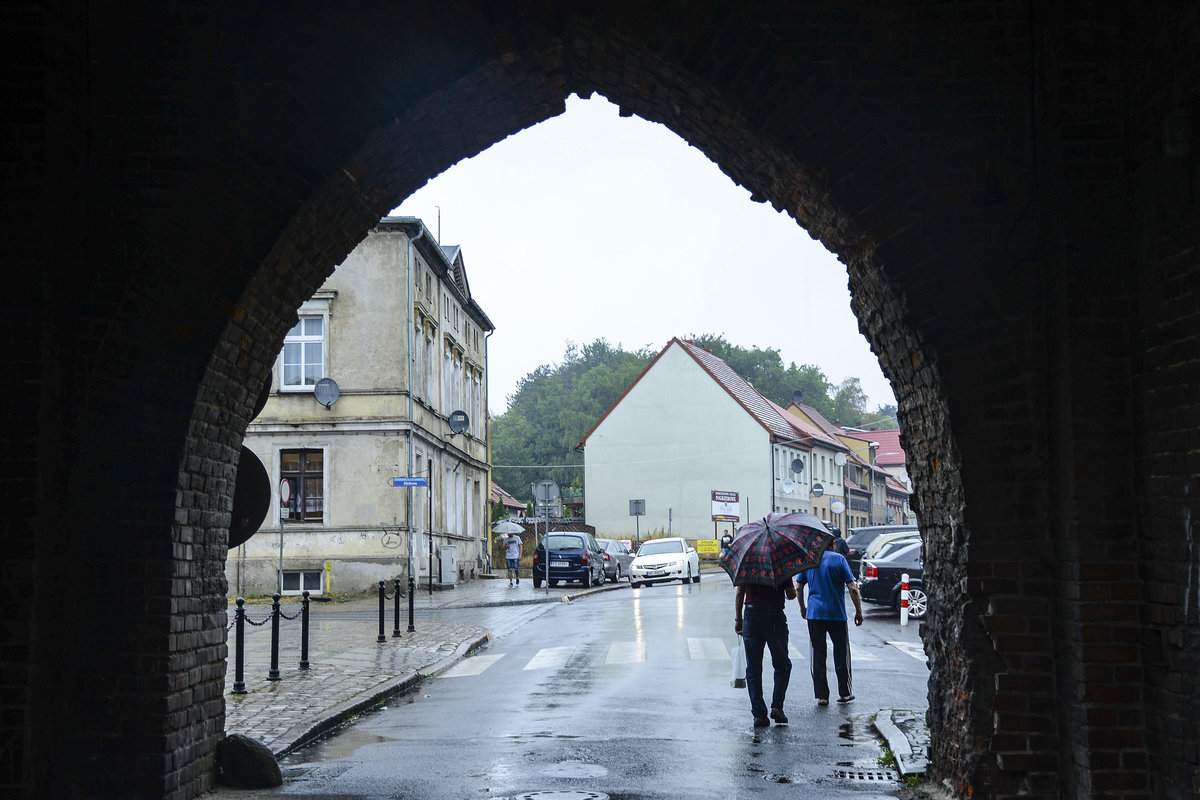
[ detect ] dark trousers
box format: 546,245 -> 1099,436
806,618 -> 852,700
742,606 -> 791,717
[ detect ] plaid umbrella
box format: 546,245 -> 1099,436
719,512 -> 834,587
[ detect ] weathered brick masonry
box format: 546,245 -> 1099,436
5,2 -> 1199,798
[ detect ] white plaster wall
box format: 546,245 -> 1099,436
583,343 -> 772,544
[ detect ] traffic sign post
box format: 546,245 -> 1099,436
629,499 -> 645,545
278,480 -> 291,594
534,480 -> 560,594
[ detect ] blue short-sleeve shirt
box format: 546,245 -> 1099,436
795,550 -> 856,621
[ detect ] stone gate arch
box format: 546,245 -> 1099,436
12,4 -> 1200,800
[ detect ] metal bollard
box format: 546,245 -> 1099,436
392,577 -> 403,638
299,591 -> 311,670
268,593 -> 282,680
377,581 -> 387,643
900,573 -> 910,627
232,598 -> 247,694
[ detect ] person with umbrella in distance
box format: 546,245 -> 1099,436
722,513 -> 833,728
794,536 -> 864,705
494,520 -> 524,587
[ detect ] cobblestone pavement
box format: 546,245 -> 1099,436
224,575 -> 621,755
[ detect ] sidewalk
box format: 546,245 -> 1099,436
223,572 -> 930,782
223,574 -> 620,756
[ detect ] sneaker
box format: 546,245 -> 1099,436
753,716 -> 770,728
508,582 -> 513,587
769,708 -> 788,724
516,578 -> 520,584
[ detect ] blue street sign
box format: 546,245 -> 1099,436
391,477 -> 428,487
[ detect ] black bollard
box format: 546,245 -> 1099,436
232,598 -> 247,694
392,577 -> 402,638
268,593 -> 282,681
407,571 -> 415,632
299,591 -> 310,670
377,580 -> 387,643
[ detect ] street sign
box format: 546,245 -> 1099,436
629,499 -> 645,516
392,477 -> 428,487
711,490 -> 739,522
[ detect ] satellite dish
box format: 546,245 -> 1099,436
791,458 -> 805,474
314,377 -> 339,409
830,499 -> 846,515
781,479 -> 796,494
229,447 -> 270,549
792,390 -> 804,405
834,452 -> 847,467
812,483 -> 825,498
448,410 -> 469,434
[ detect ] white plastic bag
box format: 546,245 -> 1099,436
730,636 -> 746,688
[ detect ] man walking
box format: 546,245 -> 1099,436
502,531 -> 522,587
734,579 -> 797,727
795,538 -> 863,705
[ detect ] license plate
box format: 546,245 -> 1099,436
647,570 -> 665,577
551,561 -> 569,567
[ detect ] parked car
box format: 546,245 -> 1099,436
862,534 -> 922,575
629,537 -> 701,587
858,540 -> 926,620
531,532 -> 607,588
596,537 -> 635,583
845,524 -> 919,574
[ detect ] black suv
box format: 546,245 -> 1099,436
845,524 -> 919,575
532,532 -> 607,588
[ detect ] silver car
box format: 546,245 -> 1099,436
597,538 -> 635,583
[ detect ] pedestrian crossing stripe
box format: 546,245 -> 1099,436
687,638 -> 728,661
887,641 -> 927,662
523,645 -> 576,670
606,641 -> 645,664
440,653 -> 505,677
440,639 -> 904,677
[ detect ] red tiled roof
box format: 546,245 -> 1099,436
490,482 -> 525,509
885,475 -> 910,495
839,427 -> 907,467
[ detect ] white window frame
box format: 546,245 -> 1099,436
281,569 -> 324,596
280,296 -> 333,392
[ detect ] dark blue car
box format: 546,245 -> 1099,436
532,532 -> 606,588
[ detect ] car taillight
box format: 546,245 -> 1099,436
581,551 -> 589,563
604,552 -> 611,562
864,564 -> 878,579
533,552 -> 540,565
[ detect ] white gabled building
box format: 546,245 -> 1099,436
576,338 -> 818,545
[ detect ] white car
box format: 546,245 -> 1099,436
629,537 -> 701,587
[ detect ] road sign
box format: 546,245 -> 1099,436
392,477 -> 428,487
629,499 -> 645,516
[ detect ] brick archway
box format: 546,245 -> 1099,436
12,4 -> 1200,799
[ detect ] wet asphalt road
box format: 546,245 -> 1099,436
211,577 -> 928,799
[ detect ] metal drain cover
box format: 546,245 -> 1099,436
511,793 -> 610,800
831,767 -> 898,783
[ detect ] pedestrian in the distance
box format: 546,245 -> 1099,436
734,579 -> 797,727
503,531 -> 522,587
794,538 -> 864,705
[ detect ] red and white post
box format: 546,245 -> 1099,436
899,573 -> 910,627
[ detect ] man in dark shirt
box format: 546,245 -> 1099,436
734,579 -> 798,727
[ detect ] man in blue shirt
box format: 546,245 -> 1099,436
795,538 -> 864,705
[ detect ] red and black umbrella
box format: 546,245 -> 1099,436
719,512 -> 834,587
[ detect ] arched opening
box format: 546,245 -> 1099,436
175,40 -> 969,799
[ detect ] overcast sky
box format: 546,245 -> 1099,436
392,94 -> 895,416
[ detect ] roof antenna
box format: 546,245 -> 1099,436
435,206 -> 441,243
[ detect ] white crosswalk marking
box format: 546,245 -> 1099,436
853,649 -> 880,662
524,646 -> 576,670
439,653 -> 505,677
687,637 -> 729,661
789,645 -> 806,661
606,641 -> 645,664
887,641 -> 927,662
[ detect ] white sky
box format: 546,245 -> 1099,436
392,94 -> 895,416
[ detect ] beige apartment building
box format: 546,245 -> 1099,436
228,217 -> 494,596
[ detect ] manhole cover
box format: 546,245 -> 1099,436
511,793 -> 610,800
831,767 -> 898,783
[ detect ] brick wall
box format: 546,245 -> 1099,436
7,3 -> 1200,798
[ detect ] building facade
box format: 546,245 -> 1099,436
229,217 -> 494,596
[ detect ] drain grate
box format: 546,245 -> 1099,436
831,766 -> 899,783
511,793 -> 610,800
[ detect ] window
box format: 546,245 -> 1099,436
282,570 -> 323,595
282,317 -> 324,389
280,449 -> 324,522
